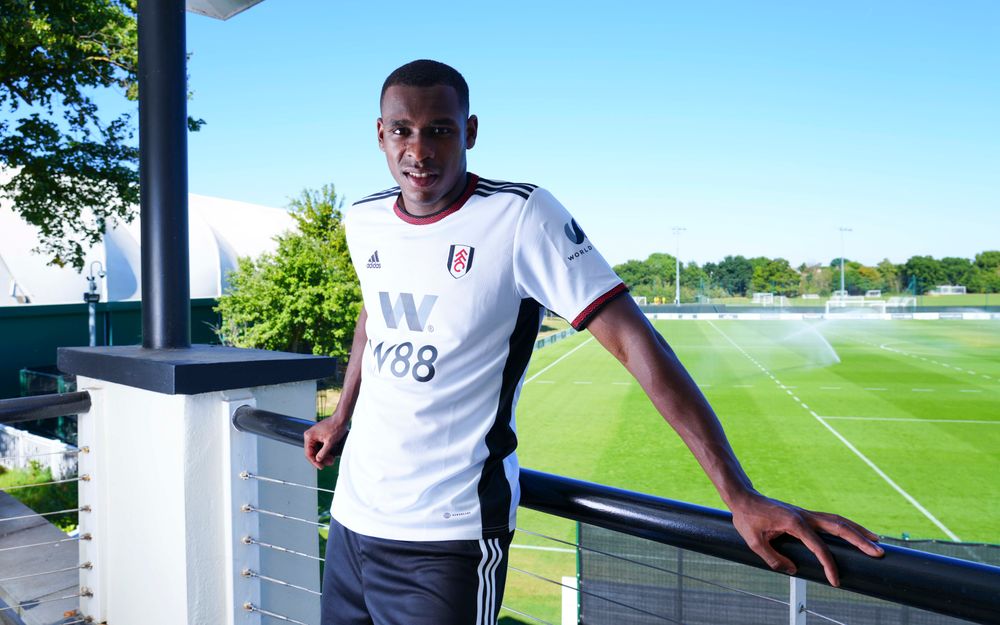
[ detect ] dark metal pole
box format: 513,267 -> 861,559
0,392 -> 92,424
138,0 -> 191,349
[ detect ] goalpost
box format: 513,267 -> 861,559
825,297 -> 887,318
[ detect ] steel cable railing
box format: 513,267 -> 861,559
0,590 -> 91,616
231,405 -> 1000,625
514,526 -> 791,610
0,392 -> 94,624
509,564 -> 684,623
233,410 -> 332,624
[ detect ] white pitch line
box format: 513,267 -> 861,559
813,414 -> 961,541
864,388 -> 887,391
911,388 -> 934,392
708,321 -> 962,542
510,543 -> 576,554
822,416 -> 999,425
524,336 -> 595,384
573,381 -> 592,385
820,386 -> 842,390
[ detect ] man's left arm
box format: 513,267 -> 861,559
585,295 -> 884,587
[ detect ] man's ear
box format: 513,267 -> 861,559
377,118 -> 385,152
466,114 -> 478,150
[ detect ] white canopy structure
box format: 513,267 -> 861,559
0,192 -> 293,307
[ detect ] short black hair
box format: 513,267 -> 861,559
381,60 -> 470,114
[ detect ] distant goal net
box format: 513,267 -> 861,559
825,296 -> 887,318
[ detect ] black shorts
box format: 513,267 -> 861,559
322,517 -> 513,625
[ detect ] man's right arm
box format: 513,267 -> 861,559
304,305 -> 367,469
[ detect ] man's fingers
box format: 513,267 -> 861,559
815,515 -> 884,558
303,431 -> 320,467
314,439 -> 333,467
747,535 -> 797,576
789,523 -> 840,587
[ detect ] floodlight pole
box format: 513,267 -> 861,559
138,0 -> 191,349
839,227 -> 852,296
672,227 -> 686,305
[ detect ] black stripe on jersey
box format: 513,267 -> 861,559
473,188 -> 530,200
477,178 -> 537,190
353,186 -> 400,206
476,180 -> 536,197
478,298 -> 541,538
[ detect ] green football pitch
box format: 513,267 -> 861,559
502,319 -> 1000,623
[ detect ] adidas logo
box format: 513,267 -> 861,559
366,250 -> 381,269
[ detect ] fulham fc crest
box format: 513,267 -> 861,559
447,244 -> 475,279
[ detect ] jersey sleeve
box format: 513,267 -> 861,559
513,188 -> 628,330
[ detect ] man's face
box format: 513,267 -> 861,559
378,84 -> 478,216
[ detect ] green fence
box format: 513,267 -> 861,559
0,298 -> 221,400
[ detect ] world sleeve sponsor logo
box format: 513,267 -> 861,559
562,219 -> 593,262
564,219 -> 586,244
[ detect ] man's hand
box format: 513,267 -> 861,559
729,491 -> 884,587
304,416 -> 347,470
586,296 -> 883,586
304,307 -> 367,471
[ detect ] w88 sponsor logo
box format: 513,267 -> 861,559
369,340 -> 439,382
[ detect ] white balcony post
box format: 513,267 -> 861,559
561,575 -> 579,625
68,377 -> 321,625
76,380 -> 104,622
222,392 -> 260,625
789,576 -> 807,625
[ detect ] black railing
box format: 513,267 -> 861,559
0,391 -> 92,425
231,406 -> 1000,624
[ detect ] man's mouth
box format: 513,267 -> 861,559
404,171 -> 439,189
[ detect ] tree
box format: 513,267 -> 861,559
750,258 -> 800,297
974,250 -> 1000,271
215,185 -> 362,358
798,263 -> 833,296
853,265 -> 882,294
876,259 -> 902,293
902,255 -> 944,294
0,0 -> 202,270
940,257 -> 973,286
713,255 -> 753,296
613,253 -> 677,300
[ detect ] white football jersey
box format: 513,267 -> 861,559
332,174 -> 626,541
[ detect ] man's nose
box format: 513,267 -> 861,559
406,134 -> 434,162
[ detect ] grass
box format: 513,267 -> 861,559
0,461 -> 77,532
503,319 -> 1000,623
695,293 -> 998,307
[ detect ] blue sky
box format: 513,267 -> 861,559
176,1 -> 997,267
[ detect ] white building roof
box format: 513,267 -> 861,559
0,189 -> 293,306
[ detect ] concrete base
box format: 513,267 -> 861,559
76,376 -> 320,625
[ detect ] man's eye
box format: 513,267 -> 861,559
431,127 -> 452,136
392,128 -> 409,136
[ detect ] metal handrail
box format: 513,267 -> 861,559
0,391 -> 91,425
231,405 -> 1000,624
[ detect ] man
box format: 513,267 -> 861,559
305,59 -> 882,625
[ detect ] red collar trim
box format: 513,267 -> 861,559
393,174 -> 479,225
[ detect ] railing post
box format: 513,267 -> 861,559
561,576 -> 578,625
76,381 -> 104,622
222,393 -> 260,625
789,577 -> 807,625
